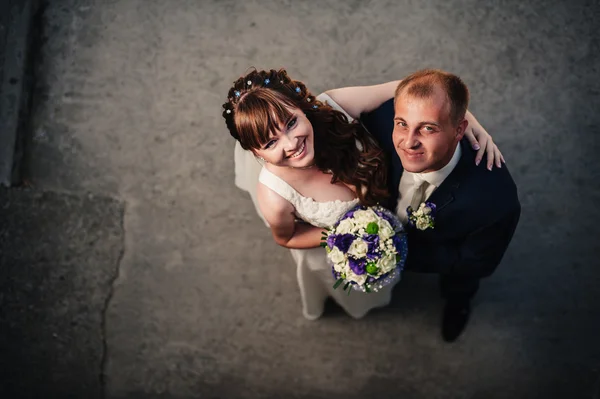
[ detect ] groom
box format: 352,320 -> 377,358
360,69 -> 521,342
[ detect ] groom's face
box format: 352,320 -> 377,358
393,86 -> 466,173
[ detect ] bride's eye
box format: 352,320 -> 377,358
287,117 -> 297,129
265,139 -> 277,149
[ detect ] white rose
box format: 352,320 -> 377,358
422,206 -> 432,215
378,253 -> 397,273
416,218 -> 430,230
348,239 -> 369,259
378,219 -> 395,240
336,219 -> 355,234
346,269 -> 368,286
352,209 -> 378,226
366,209 -> 379,219
329,247 -> 346,265
333,259 -> 347,273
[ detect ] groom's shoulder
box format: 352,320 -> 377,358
458,146 -> 520,213
465,157 -> 517,190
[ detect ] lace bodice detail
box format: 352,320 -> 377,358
258,167 -> 359,228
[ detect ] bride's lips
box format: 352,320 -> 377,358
288,138 -> 307,160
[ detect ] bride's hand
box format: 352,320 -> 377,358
463,115 -> 505,170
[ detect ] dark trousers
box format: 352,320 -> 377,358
440,274 -> 480,302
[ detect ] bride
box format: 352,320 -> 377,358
222,68 -> 502,320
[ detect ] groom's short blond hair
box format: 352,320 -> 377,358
395,69 -> 470,126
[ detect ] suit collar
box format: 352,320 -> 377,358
422,139 -> 473,212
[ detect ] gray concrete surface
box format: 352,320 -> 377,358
1,0 -> 599,398
0,187 -> 123,398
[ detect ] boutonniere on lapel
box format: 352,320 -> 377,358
406,202 -> 436,231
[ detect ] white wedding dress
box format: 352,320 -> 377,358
234,93 -> 397,319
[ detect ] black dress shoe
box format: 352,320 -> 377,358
441,299 -> 471,342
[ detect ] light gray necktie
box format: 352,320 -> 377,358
410,180 -> 429,211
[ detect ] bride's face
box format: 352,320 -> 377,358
253,107 -> 315,168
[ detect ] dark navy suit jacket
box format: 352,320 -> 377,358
360,99 -> 521,277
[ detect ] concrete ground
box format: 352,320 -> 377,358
1,0 -> 600,398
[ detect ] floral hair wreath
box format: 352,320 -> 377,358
222,74 -> 319,117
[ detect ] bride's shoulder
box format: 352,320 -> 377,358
256,182 -> 295,224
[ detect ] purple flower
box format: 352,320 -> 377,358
348,257 -> 366,275
333,234 -> 355,253
326,234 -> 336,249
375,209 -> 392,222
363,234 -> 380,259
343,210 -> 355,219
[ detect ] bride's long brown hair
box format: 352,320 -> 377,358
222,68 -> 389,206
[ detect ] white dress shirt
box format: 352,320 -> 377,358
396,144 -> 462,224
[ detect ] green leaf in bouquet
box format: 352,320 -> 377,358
365,262 -> 379,275
343,282 -> 351,292
396,254 -> 402,263
364,284 -> 371,293
320,242 -> 327,248
333,278 -> 344,289
366,222 -> 379,235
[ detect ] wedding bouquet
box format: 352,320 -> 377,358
321,205 -> 408,294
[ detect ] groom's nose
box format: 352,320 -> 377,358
403,130 -> 420,149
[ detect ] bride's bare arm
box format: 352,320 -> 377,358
324,80 -> 401,120
257,184 -> 325,249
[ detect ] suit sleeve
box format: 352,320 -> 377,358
454,207 -> 521,278
359,98 -> 403,209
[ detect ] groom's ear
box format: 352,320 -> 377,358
455,118 -> 468,140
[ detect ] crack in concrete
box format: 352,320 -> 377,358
99,201 -> 126,399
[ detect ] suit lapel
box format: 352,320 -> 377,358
427,139 -> 472,213
428,184 -> 455,212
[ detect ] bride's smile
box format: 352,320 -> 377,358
287,138 -> 306,159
